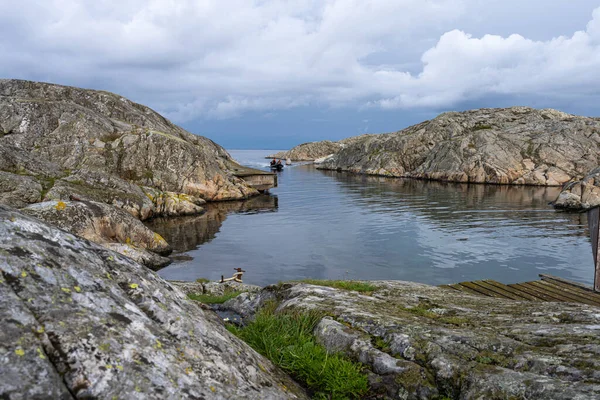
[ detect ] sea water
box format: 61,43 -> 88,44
151,150 -> 594,287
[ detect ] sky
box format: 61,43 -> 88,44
1,0 -> 600,149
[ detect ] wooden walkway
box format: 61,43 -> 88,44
440,274 -> 600,307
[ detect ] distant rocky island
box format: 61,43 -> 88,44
2,81 -> 600,399
266,134 -> 373,161
277,107 -> 600,210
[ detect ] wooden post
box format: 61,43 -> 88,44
587,206 -> 600,292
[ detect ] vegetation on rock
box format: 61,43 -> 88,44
227,301 -> 369,399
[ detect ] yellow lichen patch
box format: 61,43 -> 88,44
155,339 -> 163,349
55,201 -> 67,211
107,256 -> 114,261
116,365 -> 124,371
15,348 -> 25,356
210,387 -> 216,393
106,272 -> 113,280
21,271 -> 28,278
130,283 -> 139,289
105,364 -> 112,369
153,232 -> 165,243
74,286 -> 82,293
185,366 -> 193,375
37,348 -> 46,359
125,237 -> 132,245
61,287 -> 71,294
36,326 -> 45,334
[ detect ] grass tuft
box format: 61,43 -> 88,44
188,291 -> 242,304
195,277 -> 210,284
297,279 -> 377,293
228,302 -> 369,399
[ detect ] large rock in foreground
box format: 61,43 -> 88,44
0,205 -> 306,399
225,281 -> 600,399
319,107 -> 600,186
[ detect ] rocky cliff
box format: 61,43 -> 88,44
0,79 -> 259,266
0,79 -> 256,206
318,107 -> 600,186
0,205 -> 306,399
224,281 -> 600,399
267,135 -> 372,161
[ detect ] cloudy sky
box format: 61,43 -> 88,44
1,1 -> 599,148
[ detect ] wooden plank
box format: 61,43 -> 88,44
471,281 -> 526,301
539,274 -> 595,293
483,280 -> 541,301
518,282 -> 581,303
537,281 -> 600,307
537,280 -> 600,305
507,283 -> 564,302
527,281 -> 600,306
447,283 -> 486,296
538,278 -> 600,305
458,281 -> 505,298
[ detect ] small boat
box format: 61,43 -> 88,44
270,164 -> 284,171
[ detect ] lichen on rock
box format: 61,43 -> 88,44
222,281 -> 600,399
318,107 -> 600,186
0,205 -> 307,399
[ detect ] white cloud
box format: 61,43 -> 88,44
1,1 -> 599,120
374,7 -> 600,108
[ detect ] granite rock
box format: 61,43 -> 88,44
224,281 -> 600,399
318,107 -> 600,186
0,205 -> 307,399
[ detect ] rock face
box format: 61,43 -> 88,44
267,141 -> 344,161
22,200 -> 172,269
318,107 -> 600,186
224,281 -> 600,399
554,167 -> 600,210
267,135 -> 372,161
0,79 -> 256,203
0,205 -> 306,399
0,79 -> 261,266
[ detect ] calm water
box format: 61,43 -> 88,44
152,150 -> 595,287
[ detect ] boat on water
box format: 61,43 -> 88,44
270,164 -> 284,171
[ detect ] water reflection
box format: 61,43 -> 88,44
318,170 -> 588,237
145,194 -> 278,254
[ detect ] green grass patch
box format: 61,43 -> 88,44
471,124 -> 493,131
195,277 -> 210,284
187,291 -> 242,304
372,337 -> 391,353
297,279 -> 377,293
228,302 -> 369,399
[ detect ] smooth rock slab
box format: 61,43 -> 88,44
224,281 -> 600,399
0,205 -> 306,399
22,200 -> 171,268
